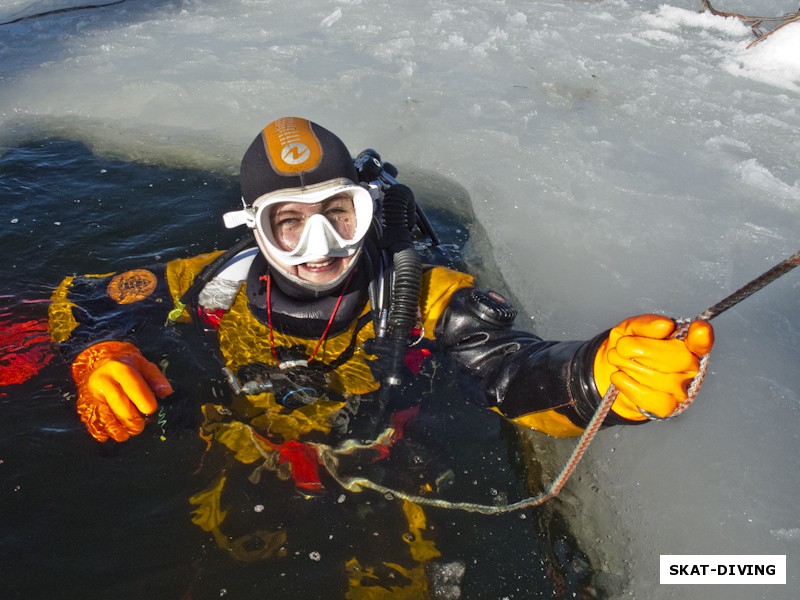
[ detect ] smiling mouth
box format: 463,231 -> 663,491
301,258 -> 337,270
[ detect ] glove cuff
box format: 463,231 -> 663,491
564,331 -> 647,429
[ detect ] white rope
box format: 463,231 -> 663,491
312,250 -> 800,513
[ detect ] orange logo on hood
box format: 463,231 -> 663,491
263,117 -> 322,174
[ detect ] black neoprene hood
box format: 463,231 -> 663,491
239,117 -> 360,206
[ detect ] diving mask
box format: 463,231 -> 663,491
224,179 -> 375,266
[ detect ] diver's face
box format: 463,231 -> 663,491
267,195 -> 358,284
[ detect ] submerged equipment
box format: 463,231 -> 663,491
316,249 -> 800,514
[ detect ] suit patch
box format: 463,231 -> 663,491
107,269 -> 158,304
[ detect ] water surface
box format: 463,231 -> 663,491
1,139 -> 598,599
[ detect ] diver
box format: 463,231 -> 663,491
50,116 -> 714,587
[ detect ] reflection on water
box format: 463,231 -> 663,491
0,140 -> 599,599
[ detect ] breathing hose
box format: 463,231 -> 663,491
380,184 -> 423,386
318,248 -> 800,514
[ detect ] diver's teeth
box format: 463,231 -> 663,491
307,259 -> 333,267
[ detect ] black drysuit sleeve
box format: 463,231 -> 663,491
434,288 -> 642,429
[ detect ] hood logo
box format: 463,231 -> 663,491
264,118 -> 322,174
281,142 -> 311,165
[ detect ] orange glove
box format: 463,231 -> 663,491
72,341 -> 173,442
593,314 -> 714,421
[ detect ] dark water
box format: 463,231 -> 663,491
0,140 -> 598,600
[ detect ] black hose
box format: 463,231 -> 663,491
380,185 -> 423,386
384,248 -> 422,385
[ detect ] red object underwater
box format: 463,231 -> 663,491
0,318 -> 54,386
